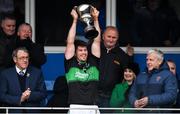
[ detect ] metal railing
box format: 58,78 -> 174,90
0,107 -> 180,114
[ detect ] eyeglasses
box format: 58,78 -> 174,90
16,56 -> 29,61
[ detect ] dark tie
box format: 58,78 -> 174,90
19,71 -> 25,77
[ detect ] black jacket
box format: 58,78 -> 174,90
99,42 -> 131,95
0,29 -> 16,72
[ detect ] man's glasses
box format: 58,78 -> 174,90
16,56 -> 29,61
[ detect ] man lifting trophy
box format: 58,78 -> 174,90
76,4 -> 99,39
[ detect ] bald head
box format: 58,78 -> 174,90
102,26 -> 119,49
17,23 -> 32,40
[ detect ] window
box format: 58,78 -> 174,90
35,0 -> 106,46
116,0 -> 180,47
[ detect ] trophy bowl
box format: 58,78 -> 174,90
76,4 -> 99,39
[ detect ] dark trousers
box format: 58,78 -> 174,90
97,91 -> 112,113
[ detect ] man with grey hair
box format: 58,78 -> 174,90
0,47 -> 46,112
129,49 -> 177,112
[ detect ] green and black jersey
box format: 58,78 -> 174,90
65,55 -> 99,105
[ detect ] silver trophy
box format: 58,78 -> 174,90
76,4 -> 99,39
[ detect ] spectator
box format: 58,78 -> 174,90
15,23 -> 46,68
129,49 -> 177,113
64,7 -> 100,114
167,59 -> 180,109
0,13 -> 16,72
98,26 -> 132,108
167,59 -> 177,76
0,47 -> 47,113
110,62 -> 140,113
0,12 -> 16,40
131,0 -> 180,46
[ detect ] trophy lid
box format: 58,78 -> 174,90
78,4 -> 90,11
76,4 -> 92,19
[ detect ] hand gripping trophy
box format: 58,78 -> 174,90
76,4 -> 99,39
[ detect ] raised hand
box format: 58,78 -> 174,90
71,7 -> 78,21
91,6 -> 99,21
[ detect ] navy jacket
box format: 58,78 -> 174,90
129,62 -> 177,108
0,66 -> 47,107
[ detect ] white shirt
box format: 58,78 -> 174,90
15,66 -> 27,75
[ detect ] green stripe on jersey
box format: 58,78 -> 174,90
66,66 -> 99,83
